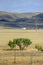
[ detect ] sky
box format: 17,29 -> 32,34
0,0 -> 43,12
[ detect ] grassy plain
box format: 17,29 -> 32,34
0,29 -> 43,47
0,29 -> 43,65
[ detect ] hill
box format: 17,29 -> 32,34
0,11 -> 43,29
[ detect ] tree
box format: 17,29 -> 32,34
8,40 -> 16,49
22,38 -> 32,49
8,38 -> 32,50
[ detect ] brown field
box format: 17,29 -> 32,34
0,29 -> 43,46
0,50 -> 43,65
0,29 -> 43,50
0,29 -> 43,65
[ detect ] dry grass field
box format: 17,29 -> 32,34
0,29 -> 43,47
0,50 -> 43,65
0,29 -> 43,65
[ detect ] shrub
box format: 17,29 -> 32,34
8,38 -> 32,50
35,44 -> 43,51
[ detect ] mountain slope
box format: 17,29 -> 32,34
0,11 -> 43,29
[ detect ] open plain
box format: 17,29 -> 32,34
0,29 -> 43,65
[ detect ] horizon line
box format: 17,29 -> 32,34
0,11 -> 43,13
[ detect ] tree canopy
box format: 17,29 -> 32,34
8,38 -> 32,50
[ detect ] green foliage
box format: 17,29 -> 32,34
35,44 -> 43,51
8,40 -> 16,49
23,38 -> 32,47
8,38 -> 32,50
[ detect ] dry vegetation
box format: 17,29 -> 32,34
0,29 -> 43,65
0,29 -> 43,46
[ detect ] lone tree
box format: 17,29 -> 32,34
8,38 -> 32,50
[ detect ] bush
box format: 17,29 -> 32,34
35,44 -> 43,51
8,38 -> 32,50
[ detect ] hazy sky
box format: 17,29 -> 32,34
0,0 -> 43,12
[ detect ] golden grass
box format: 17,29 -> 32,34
0,29 -> 43,65
0,29 -> 43,47
0,54 -> 43,64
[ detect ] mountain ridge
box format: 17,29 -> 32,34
0,11 -> 43,29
